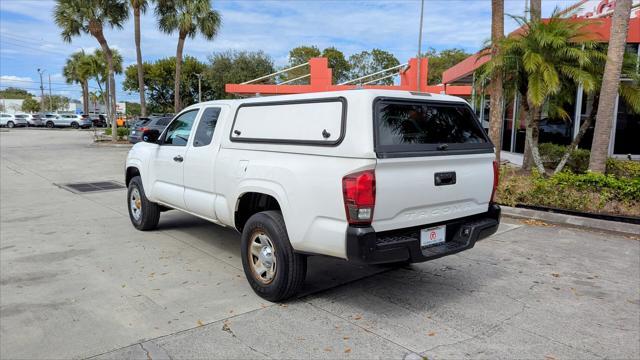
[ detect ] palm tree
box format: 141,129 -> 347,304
488,0 -> 504,163
89,91 -> 100,113
54,0 -> 129,142
553,50 -> 639,174
589,0 -> 634,173
63,50 -> 92,115
156,0 -> 221,112
85,49 -> 123,127
478,13 -> 602,174
131,0 -> 149,117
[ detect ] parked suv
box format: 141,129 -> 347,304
125,90 -> 501,301
44,114 -> 92,128
1,113 -> 28,128
15,114 -> 44,127
128,116 -> 172,143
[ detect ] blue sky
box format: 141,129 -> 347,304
0,0 -> 576,101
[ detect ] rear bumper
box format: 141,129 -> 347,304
346,204 -> 501,264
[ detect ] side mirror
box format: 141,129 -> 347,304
142,129 -> 161,143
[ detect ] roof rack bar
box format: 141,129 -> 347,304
362,72 -> 398,85
277,73 -> 311,85
338,62 -> 408,85
241,62 -> 310,84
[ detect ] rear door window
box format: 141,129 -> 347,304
374,98 -> 492,157
193,107 -> 221,147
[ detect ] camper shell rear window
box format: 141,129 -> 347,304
373,97 -> 493,158
230,97 -> 347,146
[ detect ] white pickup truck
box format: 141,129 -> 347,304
125,90 -> 501,301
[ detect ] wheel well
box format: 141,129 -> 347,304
126,167 -> 140,187
235,192 -> 281,232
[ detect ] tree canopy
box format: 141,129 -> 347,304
348,49 -> 400,85
123,56 -> 208,113
0,87 -> 34,99
423,48 -> 470,85
206,50 -> 275,99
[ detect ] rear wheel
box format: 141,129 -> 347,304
241,211 -> 306,302
70,122 -> 79,129
46,121 -> 54,128
7,121 -> 14,128
127,176 -> 160,231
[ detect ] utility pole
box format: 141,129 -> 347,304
416,0 -> 425,91
48,74 -> 52,112
196,73 -> 203,102
37,68 -> 45,112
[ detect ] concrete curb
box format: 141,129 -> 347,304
501,206 -> 640,237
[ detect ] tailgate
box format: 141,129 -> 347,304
373,154 -> 494,231
371,96 -> 495,232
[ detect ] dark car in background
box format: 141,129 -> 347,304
129,116 -> 172,143
91,114 -> 108,128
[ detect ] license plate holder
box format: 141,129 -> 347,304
420,225 -> 446,248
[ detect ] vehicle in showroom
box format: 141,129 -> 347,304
15,114 -> 44,127
44,113 -> 92,129
0,113 -> 28,128
128,116 -> 172,144
124,90 -> 500,301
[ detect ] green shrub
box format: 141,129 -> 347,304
117,127 -> 129,139
496,167 -> 640,216
538,143 -> 590,173
104,128 -> 112,136
606,158 -> 640,179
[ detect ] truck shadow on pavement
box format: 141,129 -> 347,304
153,211 -> 479,310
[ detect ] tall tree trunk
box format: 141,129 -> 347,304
525,100 -> 546,174
522,94 -> 533,170
489,0 -> 504,163
589,0 -> 632,172
98,76 -> 111,129
91,24 -> 118,142
554,94 -> 599,174
134,7 -> 147,117
530,0 -> 541,21
82,80 -> 89,114
174,33 -> 186,113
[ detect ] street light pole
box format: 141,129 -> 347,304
416,0 -> 425,91
196,73 -> 203,102
48,74 -> 52,112
37,68 -> 45,112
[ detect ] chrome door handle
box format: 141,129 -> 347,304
173,155 -> 183,162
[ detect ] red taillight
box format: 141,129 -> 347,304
139,127 -> 148,132
342,170 -> 376,225
491,160 -> 499,203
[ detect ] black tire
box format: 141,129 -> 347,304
70,122 -> 79,129
7,121 -> 14,128
241,210 -> 307,302
127,176 -> 160,231
46,121 -> 54,128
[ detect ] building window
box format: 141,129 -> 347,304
613,96 -> 640,155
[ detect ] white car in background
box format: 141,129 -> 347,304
0,113 -> 28,128
15,114 -> 44,127
44,113 -> 92,129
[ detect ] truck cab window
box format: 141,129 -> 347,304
163,110 -> 198,146
193,107 -> 221,147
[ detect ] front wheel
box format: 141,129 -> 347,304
127,176 -> 160,231
46,122 -> 54,128
241,211 -> 307,302
70,122 -> 79,129
7,121 -> 14,128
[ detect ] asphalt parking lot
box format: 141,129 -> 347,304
1,129 -> 639,359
